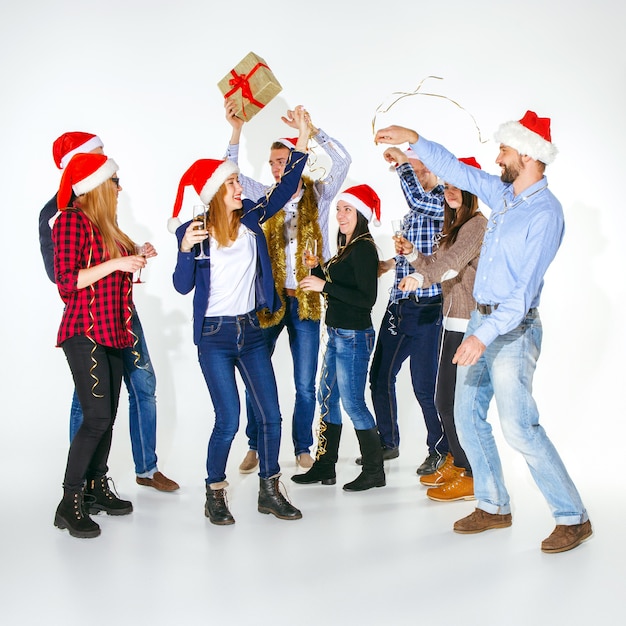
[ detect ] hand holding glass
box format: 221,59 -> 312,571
192,205 -> 209,260
303,239 -> 318,275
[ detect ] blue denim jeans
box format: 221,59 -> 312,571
455,309 -> 588,525
69,310 -> 158,476
198,312 -> 282,484
244,295 -> 319,455
369,298 -> 448,454
318,326 -> 376,431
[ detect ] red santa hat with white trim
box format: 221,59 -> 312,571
52,131 -> 104,169
57,153 -> 119,209
168,158 -> 240,233
275,137 -> 298,150
337,184 -> 382,226
493,110 -> 558,164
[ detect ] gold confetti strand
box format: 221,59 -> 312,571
126,272 -> 147,369
85,226 -> 104,398
372,75 -> 488,145
314,295 -> 331,460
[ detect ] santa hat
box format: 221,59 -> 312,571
53,131 -> 104,169
168,158 -> 239,233
493,110 -> 558,164
275,137 -> 298,150
459,156 -> 482,169
404,147 -> 420,160
337,184 -> 381,226
57,153 -> 118,210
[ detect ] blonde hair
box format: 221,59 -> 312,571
76,181 -> 135,258
207,183 -> 242,248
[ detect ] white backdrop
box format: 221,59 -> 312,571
1,0 -> 624,520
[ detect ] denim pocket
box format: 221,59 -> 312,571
249,314 -> 261,330
201,319 -> 222,336
398,301 -> 441,336
335,328 -> 356,340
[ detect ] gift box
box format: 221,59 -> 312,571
217,52 -> 282,121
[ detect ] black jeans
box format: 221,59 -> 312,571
61,336 -> 124,491
435,329 -> 471,474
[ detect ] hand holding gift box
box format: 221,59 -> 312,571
218,52 -> 282,121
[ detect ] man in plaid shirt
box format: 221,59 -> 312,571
364,147 -> 448,475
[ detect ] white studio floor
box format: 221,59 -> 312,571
0,398 -> 622,626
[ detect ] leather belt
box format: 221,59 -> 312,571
477,303 -> 499,315
285,288 -> 297,297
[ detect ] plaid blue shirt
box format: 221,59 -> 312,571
390,163 -> 444,303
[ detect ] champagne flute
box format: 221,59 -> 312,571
391,219 -> 404,238
303,239 -> 318,276
134,244 -> 147,283
192,205 -> 209,260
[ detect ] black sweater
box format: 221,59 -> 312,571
315,235 -> 378,330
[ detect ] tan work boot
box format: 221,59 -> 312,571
426,473 -> 475,502
420,454 -> 458,486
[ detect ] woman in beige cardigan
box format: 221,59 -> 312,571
395,157 -> 487,502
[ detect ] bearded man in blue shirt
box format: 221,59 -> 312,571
375,111 -> 591,554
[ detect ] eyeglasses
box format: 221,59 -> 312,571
111,177 -> 120,188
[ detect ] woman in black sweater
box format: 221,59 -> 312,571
292,185 -> 385,491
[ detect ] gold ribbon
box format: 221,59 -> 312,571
372,75 -> 487,144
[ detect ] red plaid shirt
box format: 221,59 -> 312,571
52,209 -> 134,349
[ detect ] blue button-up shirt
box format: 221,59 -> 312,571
411,136 -> 564,347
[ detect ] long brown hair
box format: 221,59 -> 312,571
439,189 -> 481,248
207,183 -> 243,248
76,181 -> 135,257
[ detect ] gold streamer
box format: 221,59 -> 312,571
372,75 -> 487,144
86,226 -> 104,398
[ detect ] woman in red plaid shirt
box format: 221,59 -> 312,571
52,153 -> 147,539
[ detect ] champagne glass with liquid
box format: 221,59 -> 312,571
134,244 -> 147,283
303,239 -> 318,276
192,204 -> 209,260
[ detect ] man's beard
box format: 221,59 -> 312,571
500,158 -> 522,183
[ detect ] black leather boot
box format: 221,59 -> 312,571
343,427 -> 386,491
291,422 -> 342,485
54,488 -> 101,538
86,476 -> 133,515
258,475 -> 302,520
205,482 -> 235,525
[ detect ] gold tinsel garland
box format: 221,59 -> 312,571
257,176 -> 324,327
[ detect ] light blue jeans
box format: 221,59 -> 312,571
319,326 -> 376,431
69,310 -> 158,476
455,309 -> 588,525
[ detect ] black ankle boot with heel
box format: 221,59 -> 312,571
291,422 -> 342,485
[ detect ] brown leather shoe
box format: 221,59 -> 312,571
427,473 -> 475,502
453,508 -> 512,534
541,520 -> 592,553
420,454 -> 458,486
239,450 -> 259,474
136,471 -> 180,492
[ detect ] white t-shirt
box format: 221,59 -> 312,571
205,224 -> 257,317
